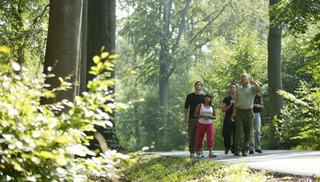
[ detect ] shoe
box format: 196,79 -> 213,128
255,149 -> 263,153
197,151 -> 201,158
209,152 -> 217,157
242,153 -> 247,157
190,153 -> 195,157
249,150 -> 254,154
234,152 -> 240,156
225,148 -> 229,155
200,152 -> 204,157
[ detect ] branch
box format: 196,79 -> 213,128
172,0 -> 191,52
189,3 -> 229,44
192,38 -> 210,51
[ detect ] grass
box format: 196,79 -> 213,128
117,154 -> 271,182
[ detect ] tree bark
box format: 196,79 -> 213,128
42,0 -> 83,105
87,0 -> 120,150
87,0 -> 116,82
79,0 -> 88,95
268,0 -> 283,121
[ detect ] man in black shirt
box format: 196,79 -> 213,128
221,83 -> 237,154
184,81 -> 204,157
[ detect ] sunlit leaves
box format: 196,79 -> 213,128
279,81 -> 320,150
0,54 -> 127,181
0,46 -> 10,54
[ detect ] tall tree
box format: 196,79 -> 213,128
0,0 -> 49,68
42,0 -> 83,105
120,0 -> 229,148
273,0 -> 320,84
268,0 -> 283,121
86,0 -> 120,150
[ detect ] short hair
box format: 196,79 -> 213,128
241,73 -> 249,78
230,83 -> 237,88
194,81 -> 202,86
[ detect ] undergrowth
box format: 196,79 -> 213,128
118,154 -> 270,182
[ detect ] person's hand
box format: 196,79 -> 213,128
250,78 -> 255,84
230,100 -> 235,105
230,116 -> 235,122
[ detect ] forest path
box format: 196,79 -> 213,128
146,150 -> 320,178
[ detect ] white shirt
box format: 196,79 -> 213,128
198,104 -> 214,124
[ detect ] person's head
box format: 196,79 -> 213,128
203,94 -> 212,105
194,81 -> 203,90
240,73 -> 250,85
229,83 -> 237,94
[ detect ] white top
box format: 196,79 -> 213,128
198,104 -> 214,124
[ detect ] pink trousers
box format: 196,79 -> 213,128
196,122 -> 214,148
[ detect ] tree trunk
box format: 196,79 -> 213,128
87,0 -> 116,82
11,2 -> 25,66
158,67 -> 169,148
79,0 -> 88,95
87,0 -> 120,150
268,0 -> 283,121
42,0 -> 83,105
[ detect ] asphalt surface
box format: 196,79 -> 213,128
146,150 -> 320,178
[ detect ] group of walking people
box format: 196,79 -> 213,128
184,73 -> 264,157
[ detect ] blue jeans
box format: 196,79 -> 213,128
250,113 -> 261,151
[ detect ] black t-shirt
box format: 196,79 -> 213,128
222,95 -> 234,121
185,93 -> 204,119
253,94 -> 261,113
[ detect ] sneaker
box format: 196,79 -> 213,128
190,153 -> 195,157
242,153 -> 247,157
225,148 -> 229,155
197,151 -> 201,158
197,151 -> 204,157
249,150 -> 254,154
255,149 -> 263,153
209,152 -> 217,157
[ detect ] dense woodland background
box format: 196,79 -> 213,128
0,0 -> 319,180
115,0 -> 319,151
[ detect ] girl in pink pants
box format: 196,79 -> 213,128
194,94 -> 217,157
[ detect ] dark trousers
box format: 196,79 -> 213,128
188,118 -> 198,154
223,119 -> 236,152
234,110 -> 254,154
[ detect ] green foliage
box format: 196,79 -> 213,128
0,0 -> 49,72
272,0 -> 319,35
116,0 -> 270,151
119,154 -> 269,181
0,50 -> 128,181
273,0 -> 320,85
278,81 -> 320,150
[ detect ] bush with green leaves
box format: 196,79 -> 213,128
278,81 -> 320,150
0,50 -> 128,181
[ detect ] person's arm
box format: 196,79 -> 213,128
184,108 -> 188,124
250,79 -> 260,91
221,100 -> 235,112
260,96 -> 264,109
210,108 -> 217,119
184,95 -> 190,124
230,100 -> 238,122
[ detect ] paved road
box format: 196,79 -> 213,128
146,150 -> 320,178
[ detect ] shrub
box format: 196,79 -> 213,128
278,81 -> 320,150
0,48 -> 128,181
